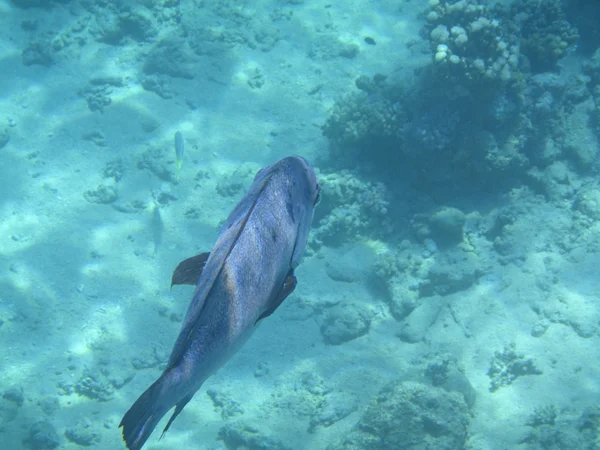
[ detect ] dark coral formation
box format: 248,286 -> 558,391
320,0 -> 597,252
329,380 -> 470,450
488,343 -> 543,392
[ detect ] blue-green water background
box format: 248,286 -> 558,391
1,0 -> 600,449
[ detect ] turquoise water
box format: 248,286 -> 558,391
1,0 -> 599,449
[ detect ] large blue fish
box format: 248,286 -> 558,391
120,156 -> 320,450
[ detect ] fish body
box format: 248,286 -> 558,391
120,156 -> 320,450
174,131 -> 184,179
150,201 -> 163,255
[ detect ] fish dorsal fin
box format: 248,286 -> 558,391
255,270 -> 297,324
171,252 -> 210,287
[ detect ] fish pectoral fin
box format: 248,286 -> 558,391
160,392 -> 194,440
255,270 -> 297,324
171,252 -> 210,288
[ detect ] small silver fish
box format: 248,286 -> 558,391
174,131 -> 184,179
150,202 -> 163,255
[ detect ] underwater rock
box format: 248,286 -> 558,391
0,388 -> 22,428
3,386 -> 24,406
79,84 -> 112,113
322,87 -> 406,161
74,367 -> 115,402
82,130 -> 107,147
583,48 -> 600,85
22,40 -> 55,66
140,116 -> 161,134
422,0 -> 521,83
83,185 -> 118,204
310,171 -> 391,248
90,4 -> 159,45
11,0 -> 70,7
138,146 -> 174,182
301,372 -> 332,397
23,421 -> 60,450
218,422 -> 291,450
143,37 -> 197,79
521,405 -> 599,449
266,371 -> 330,423
329,380 -> 470,450
65,418 -> 101,446
102,158 -> 124,181
307,33 -> 359,60
425,356 -> 477,408
574,186 -> 600,220
418,250 -> 484,297
325,259 -> 362,283
131,346 -> 167,370
253,362 -> 269,378
308,392 -> 357,432
386,278 -> 419,321
488,343 -> 543,392
324,245 -> 373,284
140,74 -> 174,99
512,0 -> 579,73
397,298 -> 440,344
320,303 -> 371,345
181,0 -> 280,55
0,128 -> 9,149
540,289 -> 599,338
429,207 -> 466,246
37,397 -> 59,416
530,319 -> 551,338
216,165 -> 254,198
207,389 -> 244,420
119,7 -> 158,42
562,102 -> 600,168
529,161 -> 577,201
407,102 -> 461,153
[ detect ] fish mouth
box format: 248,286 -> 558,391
313,182 -> 321,207
293,156 -> 321,207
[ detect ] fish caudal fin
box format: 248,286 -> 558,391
120,374 -> 174,450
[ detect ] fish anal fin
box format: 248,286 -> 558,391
160,392 -> 194,440
255,270 -> 297,324
171,252 -> 210,288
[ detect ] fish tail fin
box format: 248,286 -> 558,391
119,374 -> 175,450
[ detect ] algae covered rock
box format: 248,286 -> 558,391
574,185 -> 600,220
320,303 -> 371,345
429,207 -> 466,246
418,249 -> 484,297
0,128 -> 10,149
64,418 -> 101,446
83,185 -> 118,204
310,170 -> 391,248
143,36 -> 198,79
488,343 -> 543,392
329,380 -> 470,450
218,422 -> 291,450
0,386 -> 23,430
521,405 -> 600,449
22,40 -> 55,66
23,421 -> 60,450
11,0 -> 70,8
